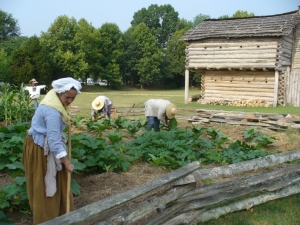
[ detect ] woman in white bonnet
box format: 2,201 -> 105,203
22,77 -> 82,224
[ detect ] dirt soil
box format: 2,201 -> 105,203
2,123 -> 300,225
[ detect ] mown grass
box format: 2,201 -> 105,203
199,193 -> 300,225
43,86 -> 300,224
69,86 -> 300,118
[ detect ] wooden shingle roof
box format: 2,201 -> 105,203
180,10 -> 300,41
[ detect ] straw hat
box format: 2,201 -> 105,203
166,103 -> 177,119
92,97 -> 105,110
29,78 -> 38,85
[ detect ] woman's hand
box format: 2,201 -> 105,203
60,157 -> 74,173
65,161 -> 74,173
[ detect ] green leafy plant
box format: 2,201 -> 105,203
0,210 -> 14,225
72,116 -> 87,130
243,128 -> 276,148
87,119 -> 111,136
0,122 -> 29,176
122,120 -> 141,136
103,130 -> 123,144
0,83 -> 34,126
0,177 -> 29,213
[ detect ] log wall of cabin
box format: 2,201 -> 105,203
279,34 -> 293,71
201,70 -> 275,104
186,37 -> 279,70
292,24 -> 300,70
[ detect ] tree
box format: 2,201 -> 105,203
0,10 -> 20,41
120,27 -> 139,86
218,15 -> 230,19
176,18 -> 193,31
0,36 -> 28,56
232,10 -> 255,18
0,49 -> 10,81
40,15 -> 88,80
164,29 -> 187,88
131,23 -> 163,88
98,23 -> 123,87
9,36 -> 52,86
131,4 -> 179,48
192,14 -> 211,27
75,18 -> 102,83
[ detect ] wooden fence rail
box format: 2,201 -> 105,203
41,149 -> 300,225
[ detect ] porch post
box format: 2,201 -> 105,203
184,69 -> 189,104
273,71 -> 279,107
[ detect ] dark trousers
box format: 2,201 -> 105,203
147,116 -> 160,132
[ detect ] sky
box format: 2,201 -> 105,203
1,0 -> 299,37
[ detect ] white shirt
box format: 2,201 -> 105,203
144,99 -> 170,123
24,85 -> 46,99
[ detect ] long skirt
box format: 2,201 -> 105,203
22,135 -> 74,225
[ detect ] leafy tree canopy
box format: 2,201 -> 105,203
176,18 -> 193,31
131,23 -> 163,88
9,36 -> 52,86
98,23 -> 123,87
218,15 -> 230,19
164,29 -> 187,88
0,49 -> 10,81
0,10 -> 20,41
131,4 -> 179,48
232,10 -> 255,18
75,18 -> 102,82
40,15 -> 88,80
192,14 -> 210,27
0,36 -> 28,56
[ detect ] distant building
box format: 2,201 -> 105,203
180,8 -> 300,107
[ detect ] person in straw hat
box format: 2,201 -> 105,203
22,77 -> 82,224
91,95 -> 112,120
144,99 -> 177,132
24,78 -> 46,109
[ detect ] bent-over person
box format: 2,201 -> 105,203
91,96 -> 112,120
144,99 -> 177,131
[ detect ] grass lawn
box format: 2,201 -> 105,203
68,86 -> 300,118
199,193 -> 300,225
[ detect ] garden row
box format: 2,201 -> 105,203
0,83 -> 278,224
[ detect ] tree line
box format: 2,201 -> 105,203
0,5 -> 254,89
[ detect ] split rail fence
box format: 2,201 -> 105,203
41,149 -> 300,225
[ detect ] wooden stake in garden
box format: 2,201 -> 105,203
66,111 -> 72,213
125,103 -> 135,117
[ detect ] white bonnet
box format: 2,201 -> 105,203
52,77 -> 82,94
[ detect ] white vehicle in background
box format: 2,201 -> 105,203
97,79 -> 107,86
87,78 -> 96,85
95,79 -> 107,86
78,78 -> 86,85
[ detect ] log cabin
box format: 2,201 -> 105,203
180,8 -> 300,107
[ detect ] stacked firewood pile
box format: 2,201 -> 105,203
188,109 -> 300,131
70,106 -> 80,116
198,99 -> 272,107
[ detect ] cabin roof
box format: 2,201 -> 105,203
180,10 -> 300,41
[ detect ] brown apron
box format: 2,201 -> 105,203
22,135 -> 74,224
